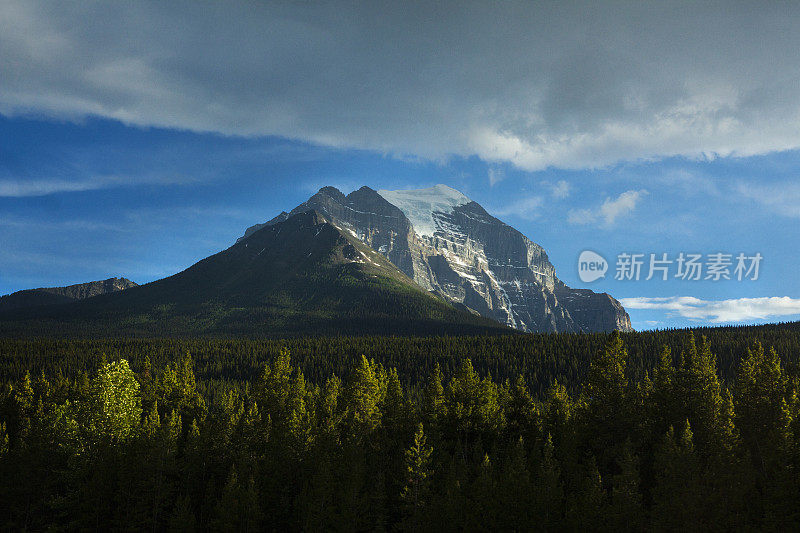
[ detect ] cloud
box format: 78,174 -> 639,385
0,177 -> 125,197
0,214 -> 127,232
600,189 -> 648,225
736,181 -> 800,218
567,208 -> 595,226
568,189 -> 647,227
492,196 -> 544,221
620,296 -> 800,323
2,2 -> 800,170
487,167 -> 505,187
547,180 -> 571,199
0,175 -> 194,197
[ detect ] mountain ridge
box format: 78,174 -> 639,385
0,277 -> 137,312
0,210 -> 511,338
241,184 -> 632,333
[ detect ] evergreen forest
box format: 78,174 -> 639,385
2,325 -> 800,530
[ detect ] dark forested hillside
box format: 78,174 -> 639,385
2,329 -> 800,531
0,211 -> 508,338
0,277 -> 137,312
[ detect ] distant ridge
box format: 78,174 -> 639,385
0,211 -> 510,337
0,277 -> 137,312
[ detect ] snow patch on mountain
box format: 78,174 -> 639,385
377,184 -> 470,237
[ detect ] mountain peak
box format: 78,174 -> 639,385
315,186 -> 346,202
234,183 -> 631,333
0,277 -> 138,312
376,184 -> 471,237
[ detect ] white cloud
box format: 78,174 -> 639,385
568,189 -> 647,227
736,181 -> 800,218
2,2 -> 800,170
620,296 -> 800,323
546,180 -> 571,199
0,177 -> 131,197
600,189 -> 648,225
493,196 -> 544,221
488,167 -> 505,187
0,175 -> 194,197
567,208 -> 595,225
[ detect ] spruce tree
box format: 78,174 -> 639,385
213,468 -> 263,532
607,439 -> 643,531
401,423 -> 433,532
651,421 -> 700,531
531,434 -> 564,529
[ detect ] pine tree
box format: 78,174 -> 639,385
564,454 -> 604,532
465,453 -> 497,529
607,439 -> 643,531
0,421 -> 8,457
139,355 -> 157,416
345,355 -> 383,438
582,331 -> 628,408
318,375 -> 342,438
12,371 -> 34,444
735,342 -> 796,527
445,359 -> 501,447
531,434 -> 564,529
679,335 -> 733,457
505,375 -> 539,442
651,345 -> 676,434
651,421 -> 700,531
213,468 -> 263,532
422,363 -> 446,426
735,342 -> 791,475
168,495 -> 197,532
382,368 -> 409,440
579,331 -> 631,480
498,437 -> 533,531
401,423 -> 433,532
542,380 -> 572,453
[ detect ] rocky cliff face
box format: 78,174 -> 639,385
241,185 -> 632,333
41,277 -> 138,300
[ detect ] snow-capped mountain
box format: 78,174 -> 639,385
240,184 -> 632,333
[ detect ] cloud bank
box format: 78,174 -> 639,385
0,175 -> 194,197
2,1 -> 800,170
568,189 -> 648,227
620,296 -> 800,323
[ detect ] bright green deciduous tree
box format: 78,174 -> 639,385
87,359 -> 142,443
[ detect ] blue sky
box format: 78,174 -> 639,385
1,1 -> 800,330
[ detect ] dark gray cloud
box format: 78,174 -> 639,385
2,1 -> 799,170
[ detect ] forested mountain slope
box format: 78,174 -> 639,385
0,277 -> 136,312
0,211 -> 508,337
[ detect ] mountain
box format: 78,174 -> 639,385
0,277 -> 137,312
241,184 -> 632,333
0,211 -> 510,337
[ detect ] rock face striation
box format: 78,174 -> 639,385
241,185 -> 632,333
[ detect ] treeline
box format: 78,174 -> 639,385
1,332 -> 800,530
2,322 -> 800,397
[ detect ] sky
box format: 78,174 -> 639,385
1,0 -> 799,330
